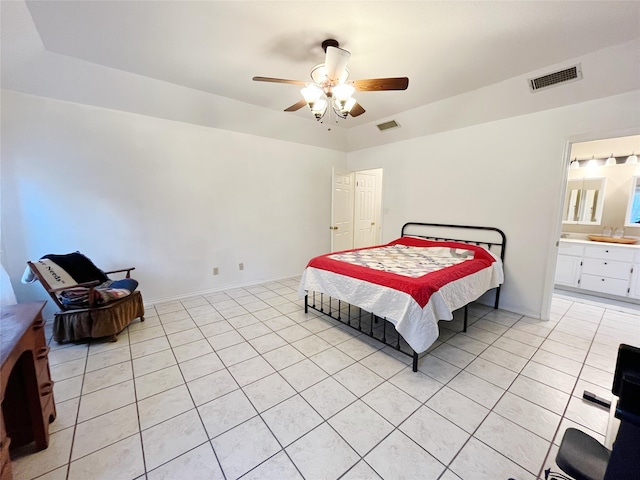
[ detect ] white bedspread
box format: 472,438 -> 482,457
298,256 -> 503,354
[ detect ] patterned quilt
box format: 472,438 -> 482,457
328,245 -> 472,278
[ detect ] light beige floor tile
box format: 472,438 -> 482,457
211,416 -> 281,479
228,355 -> 276,386
261,395 -> 323,447
475,412 -> 550,475
388,366 -> 443,403
242,373 -> 296,412
138,384 -> 195,430
68,434 -> 144,480
147,443 -> 224,480
364,430 -> 445,480
241,450 -> 303,480
179,352 -> 224,382
280,358 -> 329,391
287,423 -> 360,480
72,404 -> 139,460
399,406 -> 469,464
329,400 -> 394,456
188,369 -> 239,406
448,370 -> 505,408
142,409 -> 208,470
494,392 -> 561,441
132,349 -> 177,377
198,389 -> 257,439
77,379 -> 135,422
82,361 -> 133,395
50,357 -> 86,382
450,437 -> 535,480
135,365 -> 184,399
361,381 -> 421,426
173,338 -> 214,362
301,377 -> 357,419
426,387 -> 490,434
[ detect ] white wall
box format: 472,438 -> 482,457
347,91 -> 640,318
1,91 -> 346,318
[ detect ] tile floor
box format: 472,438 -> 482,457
10,279 -> 640,480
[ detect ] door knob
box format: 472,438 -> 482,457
329,226 -> 338,230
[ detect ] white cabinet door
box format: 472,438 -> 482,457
580,274 -> 630,297
630,265 -> 640,299
555,255 -> 582,287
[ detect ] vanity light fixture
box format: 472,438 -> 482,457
626,151 -> 638,165
605,153 -> 616,166
587,155 -> 598,168
570,158 -> 580,169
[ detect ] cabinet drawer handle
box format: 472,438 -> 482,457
601,278 -> 605,281
604,262 -> 607,265
40,382 -> 54,396
36,346 -> 50,359
32,319 -> 45,330
605,250 -> 609,253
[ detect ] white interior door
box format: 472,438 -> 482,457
354,172 -> 378,248
331,169 -> 354,252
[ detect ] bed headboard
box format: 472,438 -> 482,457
401,222 -> 507,308
401,222 -> 506,261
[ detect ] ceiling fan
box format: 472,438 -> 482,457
253,39 -> 409,122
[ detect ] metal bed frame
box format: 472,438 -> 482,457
304,222 -> 507,372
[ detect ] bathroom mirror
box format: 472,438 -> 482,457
562,177 -> 606,225
625,176 -> 640,227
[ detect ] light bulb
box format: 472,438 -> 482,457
332,84 -> 355,102
301,84 -> 323,104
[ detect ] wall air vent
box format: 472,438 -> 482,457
529,64 -> 583,92
377,120 -> 400,131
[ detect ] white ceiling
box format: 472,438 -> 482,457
13,0 -> 640,129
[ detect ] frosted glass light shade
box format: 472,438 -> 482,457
605,154 -> 616,166
627,153 -> 638,165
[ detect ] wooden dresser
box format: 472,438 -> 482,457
1,302 -> 56,480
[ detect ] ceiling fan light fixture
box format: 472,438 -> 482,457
311,98 -> 327,120
301,84 -> 323,104
332,83 -> 355,101
253,39 -> 408,123
334,96 -> 356,116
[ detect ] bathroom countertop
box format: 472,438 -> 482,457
559,236 -> 640,249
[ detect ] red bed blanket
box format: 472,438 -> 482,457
306,237 -> 497,307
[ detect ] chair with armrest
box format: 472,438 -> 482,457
549,344 -> 640,480
23,252 -> 144,343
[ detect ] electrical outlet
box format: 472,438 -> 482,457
239,263 -> 244,271
213,267 -> 219,275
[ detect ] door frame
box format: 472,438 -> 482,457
542,126 -> 640,320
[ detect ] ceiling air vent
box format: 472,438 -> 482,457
529,64 -> 582,92
377,120 -> 400,131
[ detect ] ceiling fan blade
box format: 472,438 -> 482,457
284,99 -> 307,112
349,102 -> 366,117
325,46 -> 351,82
352,77 -> 409,91
253,76 -> 306,86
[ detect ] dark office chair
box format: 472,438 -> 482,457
548,344 -> 640,480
